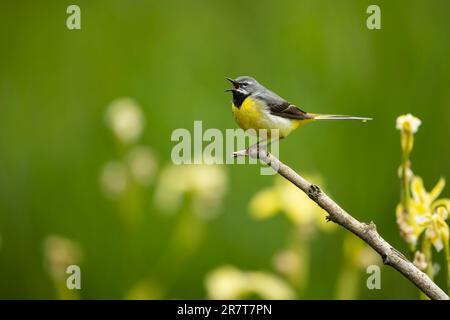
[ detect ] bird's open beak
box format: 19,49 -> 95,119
225,77 -> 239,92
226,77 -> 237,85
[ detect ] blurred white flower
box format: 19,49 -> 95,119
272,248 -> 308,288
127,146 -> 158,186
205,265 -> 247,300
100,161 -> 129,198
343,234 -> 380,269
273,249 -> 301,278
205,265 -> 295,300
155,162 -> 228,219
250,272 -> 296,300
43,235 -> 82,281
249,175 -> 335,232
413,251 -> 427,271
396,113 -> 421,134
433,262 -> 441,277
105,97 -> 145,143
397,165 -> 413,179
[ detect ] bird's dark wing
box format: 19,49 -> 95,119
269,102 -> 313,120
254,90 -> 312,120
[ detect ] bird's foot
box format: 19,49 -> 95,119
232,143 -> 268,158
232,149 -> 249,157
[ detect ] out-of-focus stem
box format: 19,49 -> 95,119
423,240 -> 433,280
420,239 -> 433,300
400,133 -> 412,221
335,264 -> 360,300
445,242 -> 450,294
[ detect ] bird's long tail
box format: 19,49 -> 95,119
312,114 -> 372,122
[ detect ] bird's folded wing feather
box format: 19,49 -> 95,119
254,91 -> 312,120
269,101 -> 313,120
269,103 -> 312,120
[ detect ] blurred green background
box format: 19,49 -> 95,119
1,0 -> 450,299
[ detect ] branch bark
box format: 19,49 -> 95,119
236,148 -> 449,300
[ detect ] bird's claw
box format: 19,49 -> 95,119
232,149 -> 249,157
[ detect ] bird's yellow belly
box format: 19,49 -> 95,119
232,97 -> 300,138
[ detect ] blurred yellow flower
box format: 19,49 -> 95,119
342,234 -> 380,269
127,146 -> 158,186
105,97 -> 145,144
395,114 -> 450,289
250,272 -> 295,300
43,235 -> 82,281
273,249 -> 301,278
100,161 -> 129,198
43,235 -> 83,300
416,207 -> 449,252
335,234 -> 380,299
205,265 -> 295,300
100,146 -> 158,199
397,176 -> 450,250
249,175 -> 335,232
272,247 -> 309,290
154,162 -> 228,219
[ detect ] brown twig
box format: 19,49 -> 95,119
234,148 -> 449,300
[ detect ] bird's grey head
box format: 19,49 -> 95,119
226,76 -> 263,107
226,76 -> 262,95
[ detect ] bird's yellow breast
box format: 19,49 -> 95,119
232,97 -> 264,131
231,97 -> 303,138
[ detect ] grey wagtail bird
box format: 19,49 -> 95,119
226,76 -> 371,142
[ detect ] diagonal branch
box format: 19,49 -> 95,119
235,148 -> 449,300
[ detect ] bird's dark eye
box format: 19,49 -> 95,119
241,82 -> 248,87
